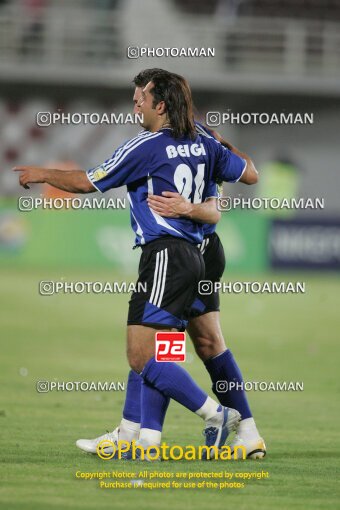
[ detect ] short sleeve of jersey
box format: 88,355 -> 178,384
205,180 -> 218,199
194,121 -> 216,139
214,142 -> 246,183
86,133 -> 156,192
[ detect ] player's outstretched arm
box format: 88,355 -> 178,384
147,192 -> 220,224
13,166 -> 96,193
206,128 -> 258,185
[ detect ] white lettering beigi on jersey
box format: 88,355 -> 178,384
166,143 -> 207,159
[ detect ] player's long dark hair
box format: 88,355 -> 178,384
150,72 -> 196,140
133,69 -> 196,140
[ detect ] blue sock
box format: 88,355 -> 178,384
142,357 -> 207,412
141,380 -> 170,431
205,349 -> 252,419
122,370 -> 142,423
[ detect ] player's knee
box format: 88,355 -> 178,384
193,335 -> 226,361
127,354 -> 143,373
129,359 -> 143,373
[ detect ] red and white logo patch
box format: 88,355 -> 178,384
155,332 -> 186,362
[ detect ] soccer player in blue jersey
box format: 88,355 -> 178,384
74,70 -> 265,459
15,71 -> 252,457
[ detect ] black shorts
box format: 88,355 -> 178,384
189,232 -> 226,318
127,237 -> 205,331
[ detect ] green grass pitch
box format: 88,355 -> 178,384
0,268 -> 339,510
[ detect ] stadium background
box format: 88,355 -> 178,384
0,1 -> 339,510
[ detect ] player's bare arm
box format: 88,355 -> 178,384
13,166 -> 95,193
208,128 -> 258,185
147,192 -> 221,224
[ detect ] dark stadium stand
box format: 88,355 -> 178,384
171,0 -> 340,21
237,0 -> 340,21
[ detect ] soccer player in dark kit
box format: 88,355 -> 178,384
15,70 -> 262,458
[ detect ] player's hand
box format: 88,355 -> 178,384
13,166 -> 47,189
147,191 -> 192,218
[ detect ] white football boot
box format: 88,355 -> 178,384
227,417 -> 266,459
228,433 -> 267,459
76,427 -> 119,454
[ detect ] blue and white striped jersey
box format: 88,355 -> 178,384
86,127 -> 245,246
